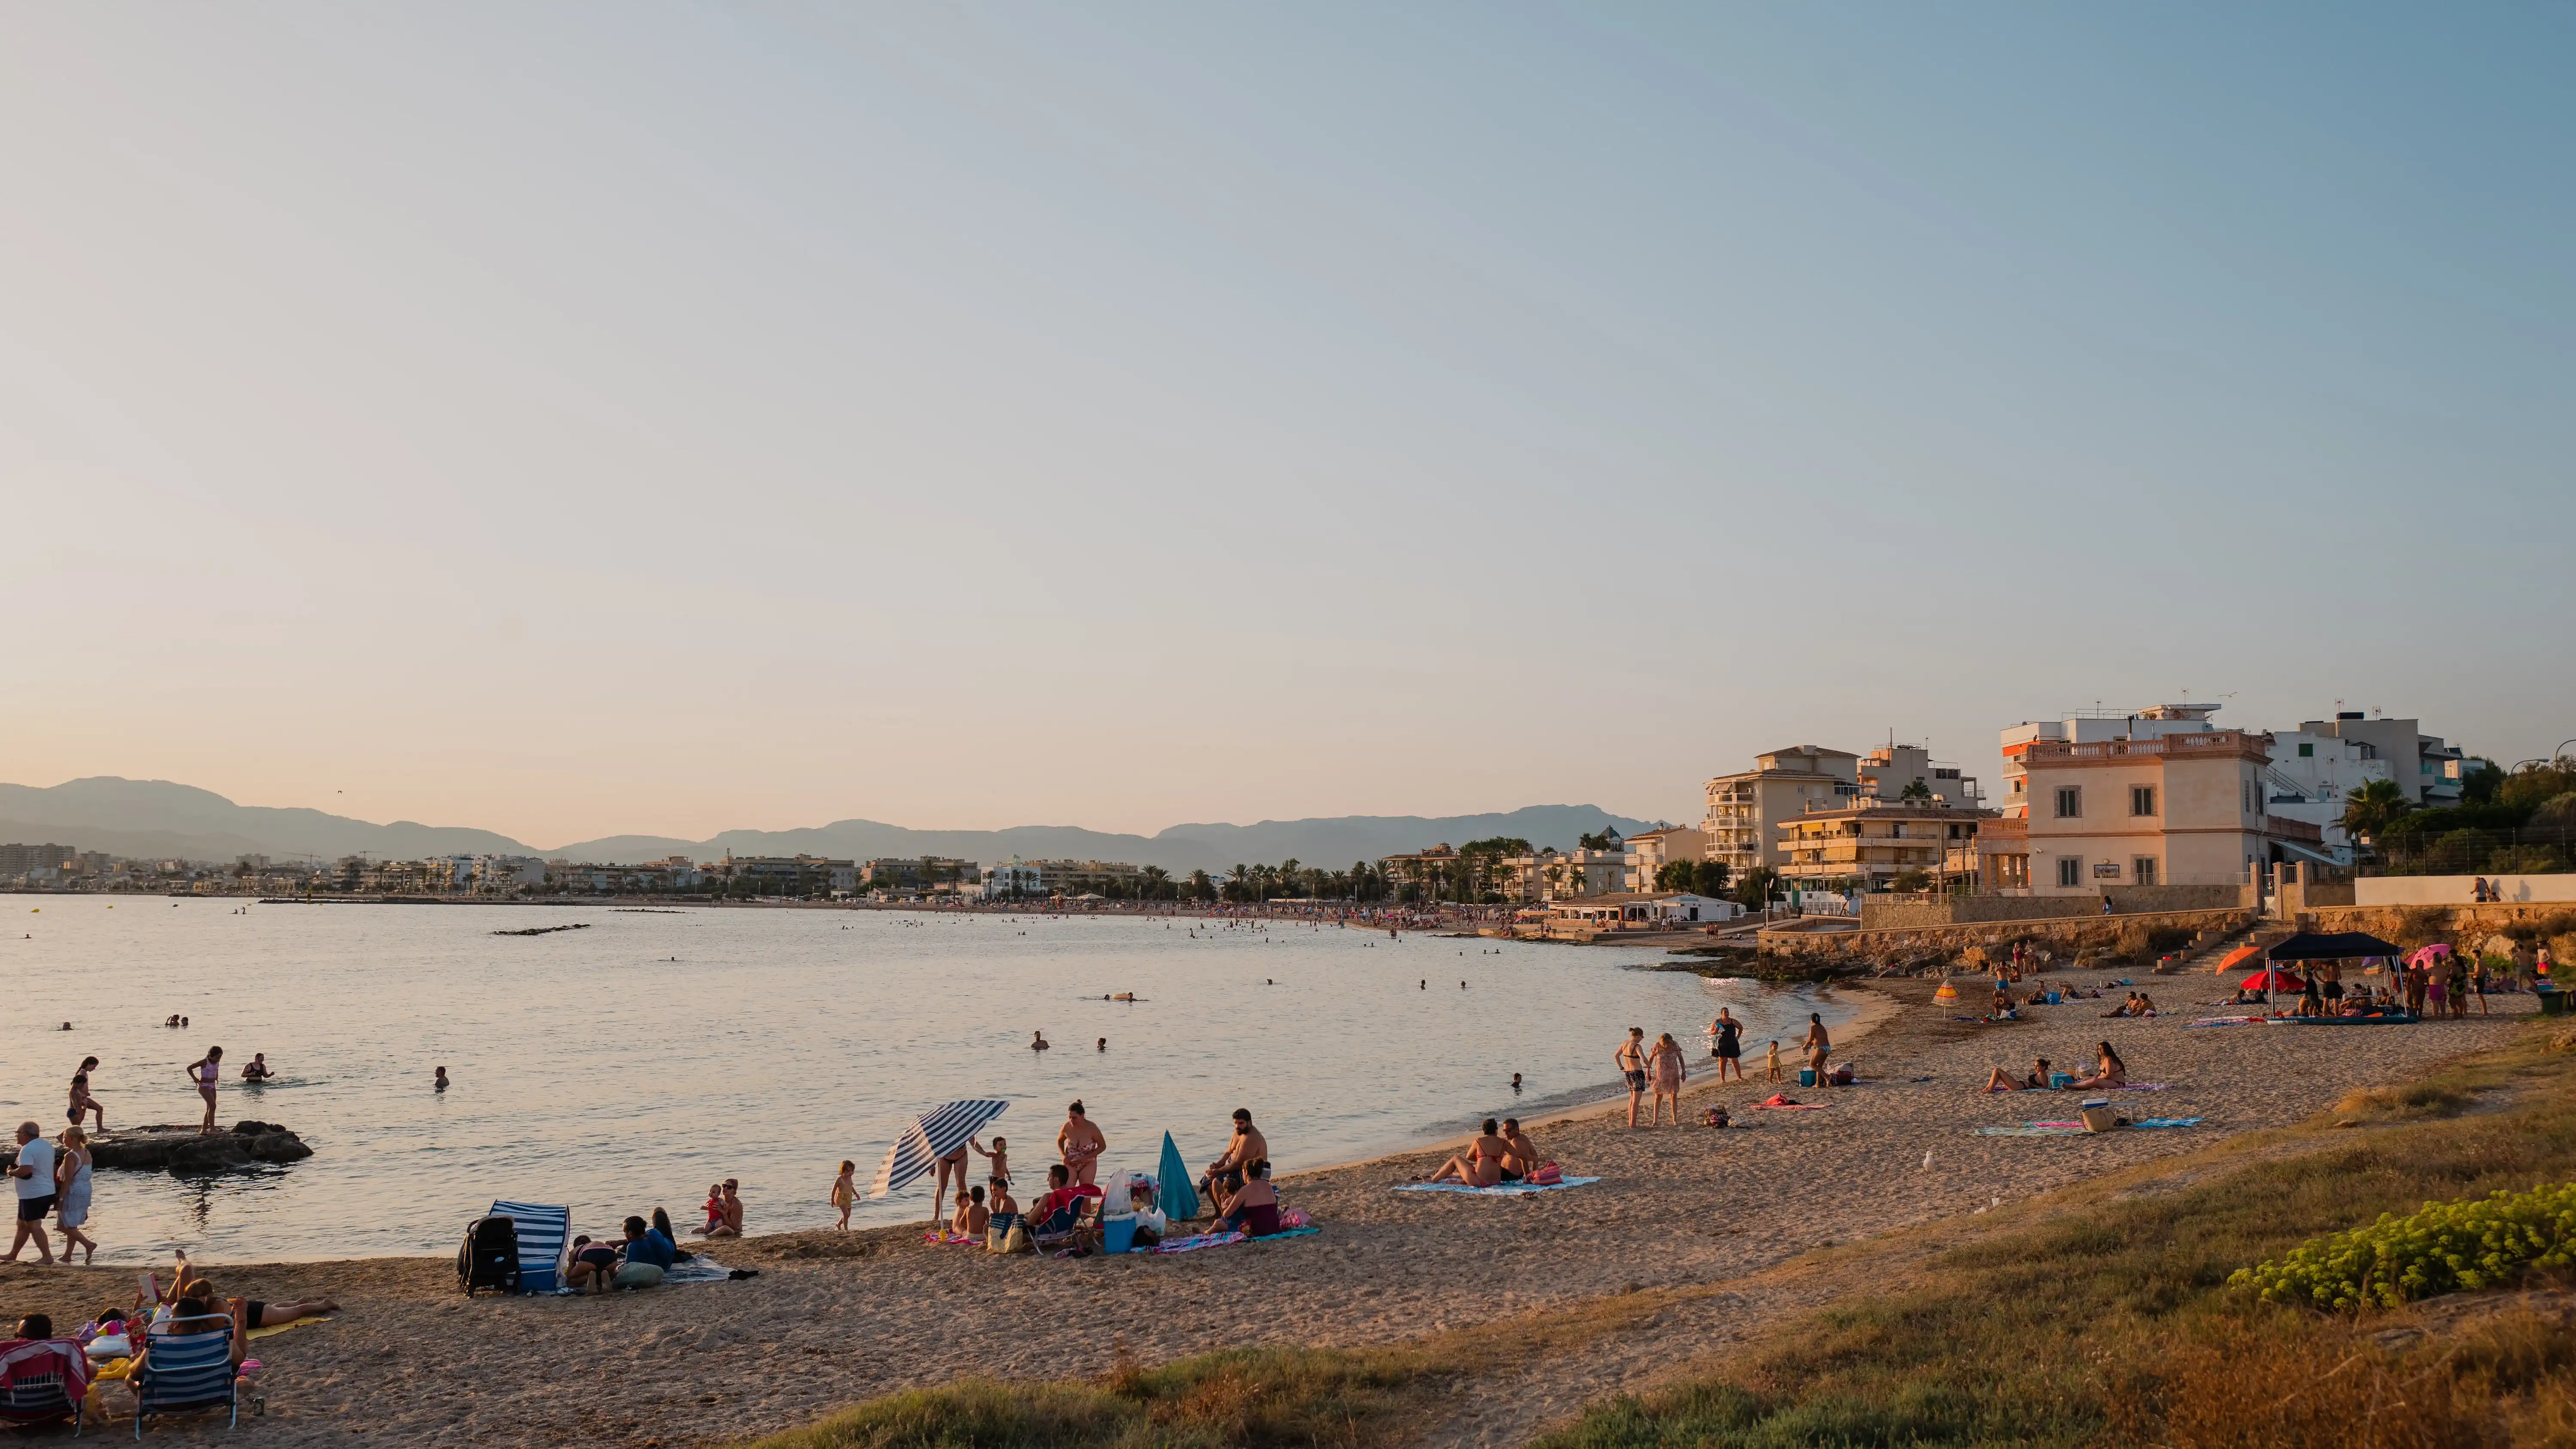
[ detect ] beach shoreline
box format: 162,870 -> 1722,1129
0,969 -> 2534,1448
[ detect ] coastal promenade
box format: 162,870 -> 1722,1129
0,976 -> 2535,1446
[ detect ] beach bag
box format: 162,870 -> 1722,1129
1529,1163 -> 1563,1186
457,1214 -> 521,1295
1000,1221 -> 1033,1255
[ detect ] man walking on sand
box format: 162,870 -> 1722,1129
3,1122 -> 57,1264
1615,1028 -> 1649,1127
1057,1100 -> 1106,1188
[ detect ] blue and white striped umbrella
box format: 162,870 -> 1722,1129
869,1099 -> 1010,1200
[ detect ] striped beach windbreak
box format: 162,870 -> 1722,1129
490,1200 -> 571,1293
869,1100 -> 1009,1199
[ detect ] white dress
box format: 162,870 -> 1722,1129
56,1151 -> 92,1229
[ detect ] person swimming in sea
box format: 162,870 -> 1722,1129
434,1066 -> 450,1091
240,1053 -> 275,1082
1031,1031 -> 1050,1051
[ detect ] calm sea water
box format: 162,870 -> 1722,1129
0,899 -> 1853,1262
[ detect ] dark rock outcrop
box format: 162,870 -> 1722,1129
3,1123 -> 312,1176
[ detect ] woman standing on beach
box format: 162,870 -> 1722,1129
1801,1015 -> 1832,1089
1713,1010 -> 1744,1082
1647,1033 -> 1687,1127
185,1047 -> 222,1134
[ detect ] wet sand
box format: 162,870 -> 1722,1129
0,969 -> 2533,1446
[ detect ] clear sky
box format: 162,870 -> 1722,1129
4,5 -> 2570,848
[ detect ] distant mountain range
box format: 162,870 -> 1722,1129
0,777 -> 1662,875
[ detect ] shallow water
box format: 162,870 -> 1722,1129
0,899 -> 1854,1261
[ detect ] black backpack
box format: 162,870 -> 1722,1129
458,1214 -> 520,1296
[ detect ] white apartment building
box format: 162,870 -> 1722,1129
981,862 -> 1045,900
1622,826 -> 1710,892
2262,727 -> 2394,857
1703,745 -> 1862,878
2295,712 -> 2467,808
1856,743 -> 1984,809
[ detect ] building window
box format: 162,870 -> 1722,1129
2054,787 -> 2081,819
2057,857 -> 2081,888
2297,742 -> 2314,758
2134,857 -> 2157,886
2130,786 -> 2156,817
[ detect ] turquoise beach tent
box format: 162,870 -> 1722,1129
1157,1132 -> 1198,1222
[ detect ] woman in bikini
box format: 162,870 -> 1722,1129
1422,1120 -> 1511,1187
1801,1015 -> 1832,1088
67,1071 -> 103,1133
185,1047 -> 222,1134
1647,1032 -> 1688,1127
2068,1041 -> 2127,1090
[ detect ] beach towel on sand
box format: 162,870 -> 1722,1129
922,1231 -> 984,1247
1392,1176 -> 1601,1196
1753,1094 -> 1828,1111
1975,1117 -> 2203,1137
1151,1227 -> 1321,1254
661,1256 -> 747,1284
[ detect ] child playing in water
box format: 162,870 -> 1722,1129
699,1183 -> 725,1235
830,1160 -> 857,1230
969,1135 -> 1011,1185
1765,1041 -> 1783,1082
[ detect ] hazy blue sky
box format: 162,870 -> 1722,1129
4,5 -> 2570,846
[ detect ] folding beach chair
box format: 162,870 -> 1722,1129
0,1337 -> 89,1435
491,1200 -> 571,1294
132,1315 -> 238,1437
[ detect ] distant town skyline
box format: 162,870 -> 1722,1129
4,6 -> 2569,846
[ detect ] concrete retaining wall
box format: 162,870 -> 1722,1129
2353,874 -> 2576,907
1764,906 -> 2259,965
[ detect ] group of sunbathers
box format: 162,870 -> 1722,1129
2099,991 -> 2157,1018
568,1212 -> 693,1291
1981,1041 -> 2127,1093
1419,1117 -> 1545,1188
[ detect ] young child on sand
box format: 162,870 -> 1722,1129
830,1160 -> 857,1230
969,1135 -> 1011,1185
988,1176 -> 1017,1218
951,1185 -> 989,1239
1765,1041 -> 1783,1082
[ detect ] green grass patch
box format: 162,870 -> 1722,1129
1542,1028 -> 2576,1449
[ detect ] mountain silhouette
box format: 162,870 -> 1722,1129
0,777 -> 1659,875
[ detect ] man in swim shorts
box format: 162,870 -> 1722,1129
1498,1118 -> 1540,1180
1616,1028 -> 1648,1127
1200,1109 -> 1268,1203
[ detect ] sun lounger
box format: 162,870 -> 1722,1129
0,1338 -> 89,1434
489,1200 -> 570,1294
132,1315 -> 238,1436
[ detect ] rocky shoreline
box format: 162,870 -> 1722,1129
0,1121 -> 310,1175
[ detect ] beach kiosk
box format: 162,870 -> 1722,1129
2262,930 -> 2409,1018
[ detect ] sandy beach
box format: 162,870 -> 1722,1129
0,968 -> 2536,1447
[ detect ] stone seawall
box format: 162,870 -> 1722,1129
1764,906 -> 2260,967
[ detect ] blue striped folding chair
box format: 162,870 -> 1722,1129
491,1201 -> 571,1294
132,1316 -> 237,1437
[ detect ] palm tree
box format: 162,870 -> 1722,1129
2343,779 -> 2410,841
